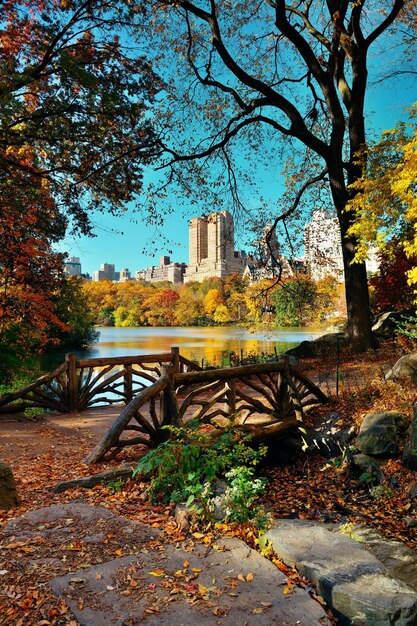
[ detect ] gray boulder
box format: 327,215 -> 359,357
356,411 -> 406,456
266,519 -> 417,626
308,411 -> 356,457
286,340 -> 316,359
286,332 -> 347,359
403,403 -> 417,470
386,354 -> 417,385
0,461 -> 19,510
372,311 -> 401,336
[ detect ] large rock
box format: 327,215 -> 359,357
308,411 -> 356,457
266,519 -> 417,626
0,461 -> 19,510
286,340 -> 317,359
49,529 -> 330,625
403,403 -> 417,470
356,411 -> 406,456
386,354 -> 417,386
286,332 -> 347,359
372,311 -> 412,337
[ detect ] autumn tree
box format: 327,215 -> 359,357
1,0 -> 162,236
0,173 -> 68,380
369,240 -> 416,314
175,286 -> 205,325
48,277 -> 99,348
82,280 -> 118,325
142,288 -> 180,325
139,0 -> 409,349
204,289 -> 225,317
347,106 -> 417,297
274,275 -> 337,326
0,1 -> 162,375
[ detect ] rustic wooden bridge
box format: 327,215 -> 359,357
0,347 -> 329,464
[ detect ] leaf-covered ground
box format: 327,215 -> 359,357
1,340 -> 416,625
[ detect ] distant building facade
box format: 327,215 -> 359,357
135,256 -> 186,284
184,211 -> 246,283
304,210 -> 379,281
119,268 -> 131,282
304,210 -> 345,281
64,256 -> 82,277
93,263 -> 120,282
244,225 -> 293,283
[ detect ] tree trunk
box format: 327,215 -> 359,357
327,158 -> 374,350
341,237 -> 373,349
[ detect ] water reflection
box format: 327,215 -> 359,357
45,326 -> 326,369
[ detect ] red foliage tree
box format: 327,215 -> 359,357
369,241 -> 416,314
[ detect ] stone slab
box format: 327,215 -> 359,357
266,519 -> 417,626
50,536 -> 330,626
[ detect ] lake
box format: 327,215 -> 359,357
45,326 -> 327,368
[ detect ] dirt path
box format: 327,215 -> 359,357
0,413 -> 332,626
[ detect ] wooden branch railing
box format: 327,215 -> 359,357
0,347 -> 202,416
86,358 -> 329,464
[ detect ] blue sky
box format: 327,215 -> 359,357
60,42 -> 417,278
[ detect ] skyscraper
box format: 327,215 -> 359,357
184,211 -> 245,282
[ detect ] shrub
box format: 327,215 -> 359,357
133,421 -> 267,526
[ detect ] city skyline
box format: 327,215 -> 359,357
58,75 -> 415,279
68,209 -> 379,285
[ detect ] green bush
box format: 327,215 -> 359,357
133,421 -> 267,525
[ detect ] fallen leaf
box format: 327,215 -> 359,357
246,572 -> 254,582
213,607 -> 227,616
260,601 -> 273,607
148,570 -> 165,577
183,560 -> 189,568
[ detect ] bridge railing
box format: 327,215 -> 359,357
0,347 -> 201,416
85,358 -> 329,464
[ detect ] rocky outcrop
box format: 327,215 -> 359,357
266,519 -> 417,626
356,411 -> 406,456
386,354 -> 417,386
0,461 -> 19,510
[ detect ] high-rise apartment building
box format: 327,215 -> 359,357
304,210 -> 344,281
304,210 -> 379,281
184,211 -> 245,283
64,256 -> 82,277
119,268 -> 131,282
93,263 -> 120,282
135,256 -> 186,284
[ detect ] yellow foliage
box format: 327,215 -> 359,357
346,105 -> 417,292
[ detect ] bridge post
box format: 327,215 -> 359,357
124,364 -> 133,404
226,379 -> 236,419
171,347 -> 180,373
65,353 -> 78,413
161,364 -> 180,430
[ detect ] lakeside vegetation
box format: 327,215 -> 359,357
82,272 -> 342,329
2,232 -> 416,386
